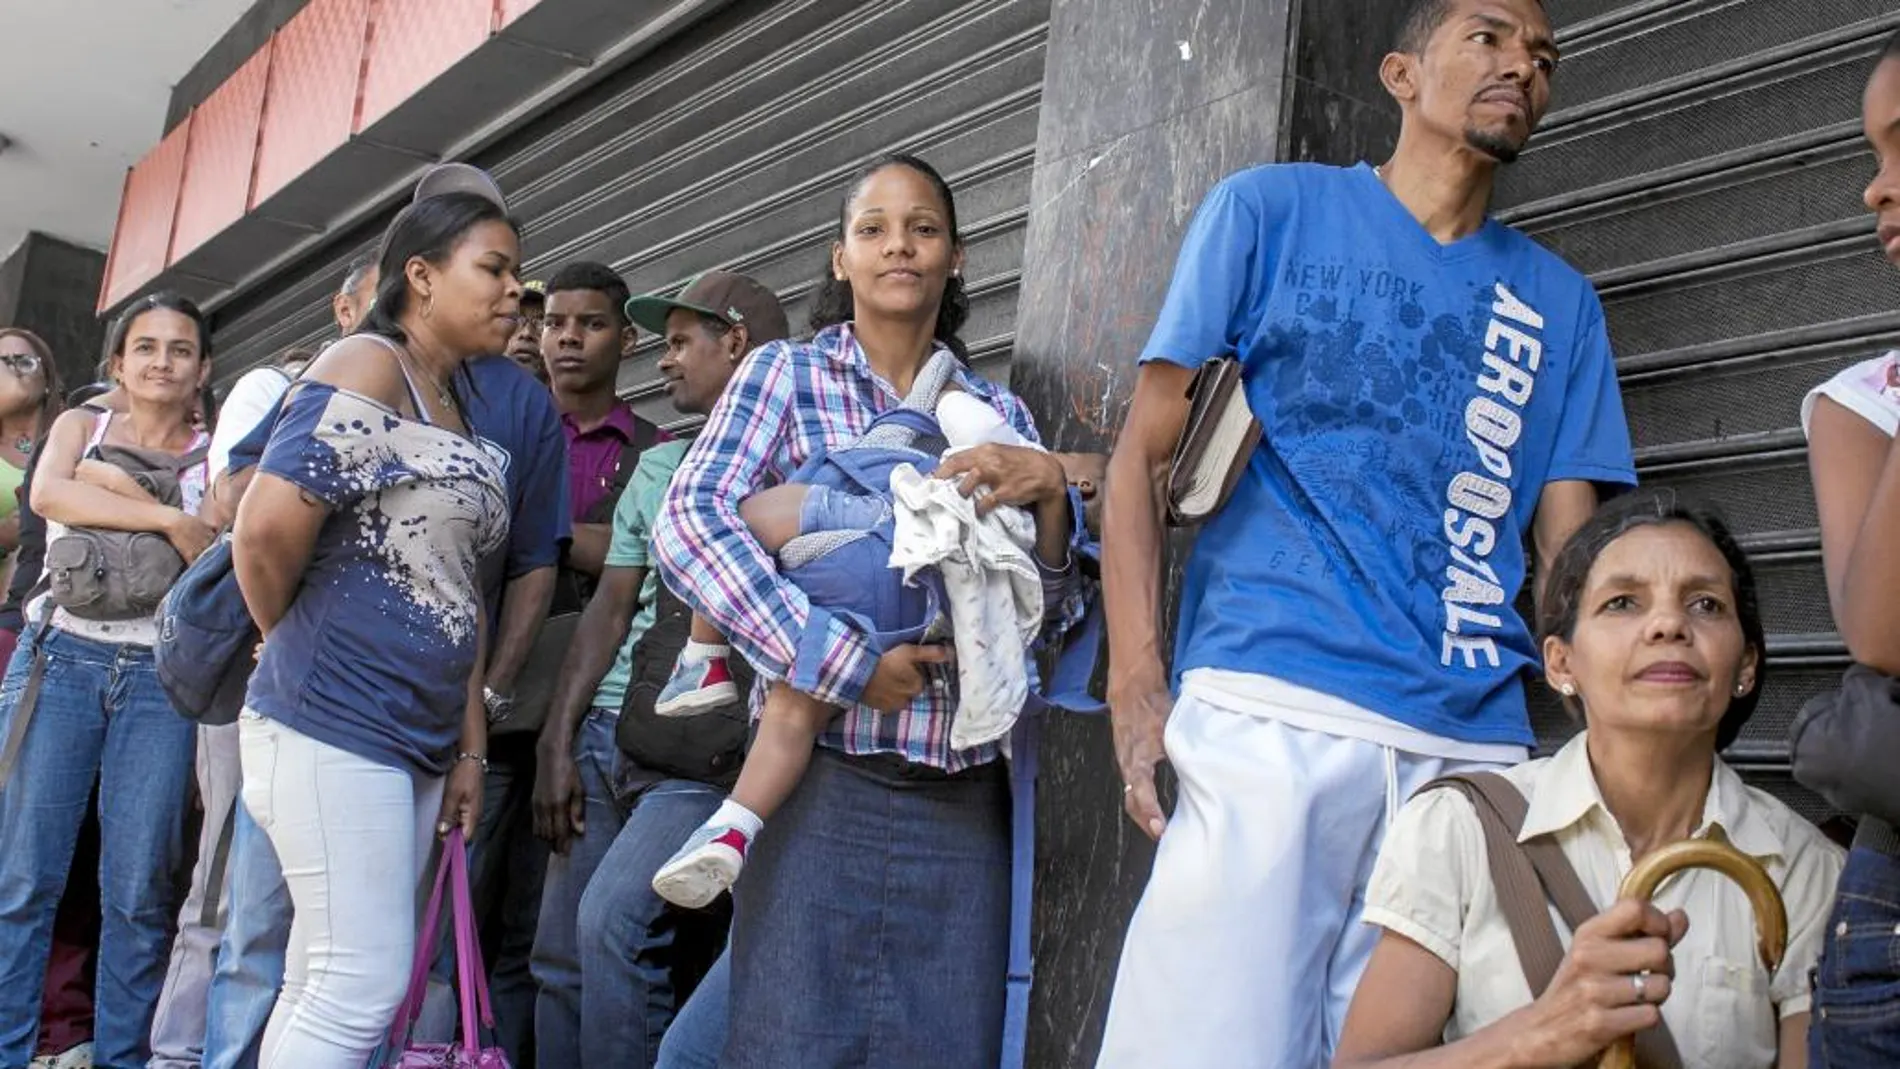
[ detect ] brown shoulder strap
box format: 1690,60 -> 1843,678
0,618 -> 57,790
1423,772 -> 1684,1069
198,797 -> 240,929
1424,772 -> 1575,998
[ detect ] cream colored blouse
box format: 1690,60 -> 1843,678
1364,732 -> 1843,1068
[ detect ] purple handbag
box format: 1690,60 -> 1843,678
387,828 -> 510,1068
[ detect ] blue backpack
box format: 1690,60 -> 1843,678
155,533 -> 256,726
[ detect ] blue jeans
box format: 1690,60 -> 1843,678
201,800 -> 290,1069
576,779 -> 727,1068
654,949 -> 728,1069
1811,846 -> 1900,1066
418,739 -> 544,1064
530,709 -> 625,1067
722,747 -> 1010,1068
0,630 -> 196,1068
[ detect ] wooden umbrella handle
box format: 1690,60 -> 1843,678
1598,828 -> 1788,1069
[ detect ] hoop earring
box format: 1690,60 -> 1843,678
421,293 -> 435,320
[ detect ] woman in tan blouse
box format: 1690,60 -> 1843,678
1334,490 -> 1842,1069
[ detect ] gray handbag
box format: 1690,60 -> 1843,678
1791,663 -> 1900,828
46,439 -> 209,621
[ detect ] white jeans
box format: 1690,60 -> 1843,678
237,713 -> 443,1069
1096,694 -> 1504,1069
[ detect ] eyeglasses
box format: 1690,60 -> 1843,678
0,352 -> 41,375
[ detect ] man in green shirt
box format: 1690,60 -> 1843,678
531,271 -> 789,1068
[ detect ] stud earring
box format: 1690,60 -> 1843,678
1559,682 -> 1576,697
1735,682 -> 1750,696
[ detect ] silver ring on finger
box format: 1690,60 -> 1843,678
1631,971 -> 1649,1003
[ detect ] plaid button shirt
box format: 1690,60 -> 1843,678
652,323 -> 1086,772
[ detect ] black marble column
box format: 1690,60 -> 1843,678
0,233 -> 108,392
1010,0 -> 1410,1063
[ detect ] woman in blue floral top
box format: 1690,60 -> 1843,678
232,192 -> 517,1069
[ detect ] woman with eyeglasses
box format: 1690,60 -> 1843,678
0,328 -> 63,663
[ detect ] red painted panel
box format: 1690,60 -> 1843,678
498,0 -> 542,27
100,117 -> 192,311
171,44 -> 272,260
357,0 -> 495,132
252,0 -> 371,206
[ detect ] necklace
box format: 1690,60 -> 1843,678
429,375 -> 457,414
398,345 -> 458,417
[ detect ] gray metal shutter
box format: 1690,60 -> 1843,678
208,0 -> 1051,424
1496,1 -> 1900,830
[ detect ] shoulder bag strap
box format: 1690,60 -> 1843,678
1425,772 -> 1685,1069
584,414 -> 660,526
1001,714 -> 1037,1069
1445,771 -> 1602,933
629,412 -> 660,453
1423,773 -> 1575,998
175,441 -> 212,473
197,797 -> 239,928
0,614 -> 59,790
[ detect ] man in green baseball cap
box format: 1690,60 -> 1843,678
624,271 -> 790,412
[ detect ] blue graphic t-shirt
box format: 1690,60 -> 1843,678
227,354 -> 569,619
245,382 -> 510,774
1145,163 -> 1635,746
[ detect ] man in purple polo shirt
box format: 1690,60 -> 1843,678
544,261 -> 669,580
526,259 -> 670,1065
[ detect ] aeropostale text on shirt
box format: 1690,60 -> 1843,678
1441,282 -> 1546,670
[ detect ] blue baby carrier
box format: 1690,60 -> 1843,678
779,359 -> 957,696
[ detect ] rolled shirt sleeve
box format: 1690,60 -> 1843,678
1139,177 -> 1270,370
1770,828 -> 1845,1017
1361,786 -> 1484,971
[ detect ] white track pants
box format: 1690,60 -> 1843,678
1096,694 -> 1504,1069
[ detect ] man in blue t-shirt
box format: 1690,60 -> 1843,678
1097,2 -> 1636,1065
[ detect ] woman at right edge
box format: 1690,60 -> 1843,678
1797,26 -> 1900,1067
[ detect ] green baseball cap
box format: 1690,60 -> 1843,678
625,271 -> 789,347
